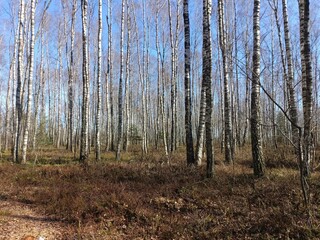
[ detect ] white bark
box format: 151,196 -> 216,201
95,0 -> 102,161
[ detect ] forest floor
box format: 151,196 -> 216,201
0,145 -> 320,239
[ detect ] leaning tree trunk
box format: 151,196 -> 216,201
195,79 -> 206,165
183,0 -> 195,165
251,0 -> 265,177
95,0 -> 102,161
80,0 -> 90,162
218,0 -> 233,164
116,0 -> 125,161
203,0 -> 214,177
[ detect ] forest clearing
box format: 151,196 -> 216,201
0,146 -> 319,239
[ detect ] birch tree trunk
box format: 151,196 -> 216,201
116,0 -> 125,161
242,23 -> 250,147
14,0 -> 25,163
105,0 -> 113,151
56,29 -> 62,149
5,22 -> 19,151
32,25 -> 44,150
95,0 -> 102,161
299,0 -> 313,176
155,1 -> 162,150
67,0 -> 76,152
155,1 -> 169,157
168,0 -> 179,153
5,61 -> 13,151
22,0 -> 35,163
80,0 -> 90,162
282,0 -> 299,152
251,0 -> 265,177
10,28 -> 19,154
270,0 -> 291,144
195,80 -> 206,165
142,1 -> 148,155
183,0 -> 195,165
233,0 -> 241,150
218,0 -> 233,164
203,0 -> 214,177
124,3 -> 131,152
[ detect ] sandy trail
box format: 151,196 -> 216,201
0,198 -> 64,240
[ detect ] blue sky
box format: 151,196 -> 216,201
0,0 -> 319,95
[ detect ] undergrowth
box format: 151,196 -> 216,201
0,146 -> 319,239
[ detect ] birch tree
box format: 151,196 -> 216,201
218,0 -> 233,164
95,0 -> 102,161
155,0 -> 169,157
183,0 -> 195,165
105,0 -> 113,151
142,0 -> 148,155
124,2 -> 131,152
21,0 -> 36,163
168,0 -> 179,153
251,0 -> 265,177
14,0 -> 25,163
203,0 -> 214,177
80,0 -> 90,162
67,0 -> 76,152
116,0 -> 126,161
299,0 -> 313,177
5,28 -> 18,151
281,0 -> 299,154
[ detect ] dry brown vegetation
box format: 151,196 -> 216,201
0,146 -> 320,239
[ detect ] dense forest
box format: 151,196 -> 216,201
0,0 -> 319,239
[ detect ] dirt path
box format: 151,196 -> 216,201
0,199 -> 64,240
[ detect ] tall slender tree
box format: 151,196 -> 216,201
299,0 -> 313,176
142,0 -> 148,155
116,0 -> 126,161
195,80 -> 206,165
80,0 -> 90,162
124,2 -> 131,152
106,0 -> 113,151
14,0 -> 25,163
22,0 -> 36,163
281,0 -> 299,153
203,0 -> 214,177
218,0 -> 233,164
5,54 -> 15,151
95,0 -> 102,161
155,0 -> 169,158
183,0 -> 195,165
251,0 -> 265,177
67,0 -> 77,152
168,0 -> 179,153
